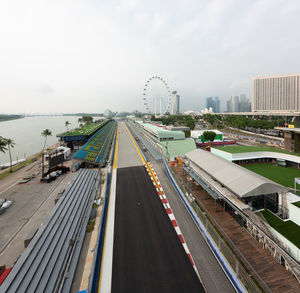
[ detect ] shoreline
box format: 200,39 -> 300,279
0,116 -> 24,123
0,142 -> 60,178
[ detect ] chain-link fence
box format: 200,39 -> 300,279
167,164 -> 268,293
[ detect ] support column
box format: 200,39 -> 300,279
284,132 -> 292,152
294,133 -> 300,153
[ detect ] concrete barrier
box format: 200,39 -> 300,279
89,126 -> 117,293
163,158 -> 247,293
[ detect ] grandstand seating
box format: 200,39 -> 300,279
0,268 -> 12,285
73,120 -> 116,165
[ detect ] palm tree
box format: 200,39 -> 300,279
0,136 -> 7,153
65,121 -> 71,132
5,138 -> 15,173
41,129 -> 52,177
41,129 -> 52,150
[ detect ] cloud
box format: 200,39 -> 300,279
36,84 -> 54,94
0,0 -> 299,113
228,79 -> 250,93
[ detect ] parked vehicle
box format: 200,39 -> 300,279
2,200 -> 12,209
0,198 -> 5,207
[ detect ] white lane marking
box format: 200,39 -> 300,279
174,226 -> 181,235
182,242 -> 189,252
168,213 -> 176,221
99,168 -> 117,293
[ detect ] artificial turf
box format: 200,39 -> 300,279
242,163 -> 300,188
57,123 -> 102,137
213,145 -> 300,157
292,201 -> 300,208
261,210 -> 300,248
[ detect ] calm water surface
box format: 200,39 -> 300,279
0,116 -> 87,164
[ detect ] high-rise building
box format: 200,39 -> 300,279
172,91 -> 180,114
213,97 -> 220,113
206,97 -> 213,110
252,73 -> 300,112
239,94 -> 251,112
226,100 -> 232,113
206,96 -> 220,113
226,95 -> 251,113
232,96 -> 240,112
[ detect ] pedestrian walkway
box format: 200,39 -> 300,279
173,164 -> 300,293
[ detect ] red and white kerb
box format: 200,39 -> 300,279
144,163 -> 199,277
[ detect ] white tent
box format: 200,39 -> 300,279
57,146 -> 71,159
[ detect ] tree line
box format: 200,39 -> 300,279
0,114 -> 24,122
151,115 -> 198,130
203,114 -> 289,130
77,116 -> 93,128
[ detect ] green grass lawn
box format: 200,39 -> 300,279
242,163 -> 300,188
57,122 -> 102,137
292,201 -> 300,208
260,210 -> 300,248
214,145 -> 300,157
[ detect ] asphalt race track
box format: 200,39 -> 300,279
112,166 -> 205,293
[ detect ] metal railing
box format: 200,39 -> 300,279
166,161 -> 269,293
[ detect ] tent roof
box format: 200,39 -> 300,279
185,149 -> 288,198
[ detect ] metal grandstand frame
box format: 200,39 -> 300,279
1,169 -> 100,293
73,120 -> 117,167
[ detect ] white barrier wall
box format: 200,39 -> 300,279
289,203 -> 300,226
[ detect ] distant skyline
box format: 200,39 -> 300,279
0,0 -> 300,114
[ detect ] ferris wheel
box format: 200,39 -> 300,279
142,76 -> 172,115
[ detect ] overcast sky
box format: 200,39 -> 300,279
0,0 -> 299,114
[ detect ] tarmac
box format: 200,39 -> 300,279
0,157 -> 76,268
117,122 -> 143,168
130,121 -> 236,292
112,166 -> 204,292
104,121 -> 204,292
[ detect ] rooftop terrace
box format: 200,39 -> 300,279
260,209 -> 300,249
243,163 -> 300,189
57,122 -> 104,137
73,120 -> 116,166
214,145 -> 300,157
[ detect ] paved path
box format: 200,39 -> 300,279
117,122 -> 143,168
151,160 -> 235,293
0,171 -> 76,267
99,121 -> 204,292
128,121 -> 235,292
182,170 -> 300,293
112,166 -> 204,293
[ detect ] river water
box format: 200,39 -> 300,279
0,116 -> 93,165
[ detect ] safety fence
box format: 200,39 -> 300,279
164,158 -> 266,293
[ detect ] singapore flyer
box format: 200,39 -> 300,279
142,76 -> 172,115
